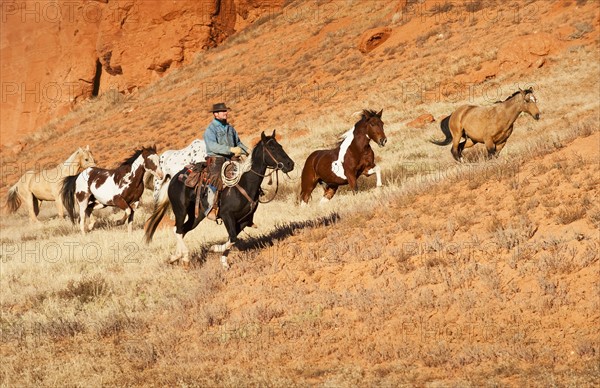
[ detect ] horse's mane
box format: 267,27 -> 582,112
120,146 -> 156,166
331,109 -> 380,147
496,88 -> 534,103
360,109 -> 380,120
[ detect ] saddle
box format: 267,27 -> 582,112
178,162 -> 210,218
179,162 -> 207,189
178,157 -> 226,219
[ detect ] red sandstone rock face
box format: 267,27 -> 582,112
358,27 -> 392,54
406,113 -> 435,129
0,0 -> 282,146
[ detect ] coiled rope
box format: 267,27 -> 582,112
221,154 -> 253,187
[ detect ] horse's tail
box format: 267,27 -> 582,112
5,183 -> 22,213
153,176 -> 171,205
61,174 -> 80,223
430,115 -> 453,146
144,182 -> 171,244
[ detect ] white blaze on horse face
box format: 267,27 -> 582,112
148,154 -> 163,178
332,126 -> 355,180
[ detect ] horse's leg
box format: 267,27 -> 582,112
79,199 -> 92,234
55,197 -> 65,219
321,184 -> 338,204
153,175 -> 164,204
347,173 -> 359,193
212,214 -> 239,269
124,201 -> 140,234
53,184 -> 65,219
494,140 -> 508,157
22,190 -> 39,223
484,139 -> 497,159
88,200 -> 104,231
19,176 -> 40,223
300,156 -> 319,204
300,176 -> 319,205
172,230 -> 190,268
211,239 -> 234,269
451,136 -> 463,162
178,199 -> 202,267
126,209 -> 135,235
168,186 -> 193,266
364,165 -> 382,187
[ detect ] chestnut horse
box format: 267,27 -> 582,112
431,88 -> 541,161
5,146 -> 96,222
300,109 -> 387,204
61,146 -> 163,234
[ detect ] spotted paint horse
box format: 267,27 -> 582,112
300,109 -> 387,204
61,146 -> 163,234
144,139 -> 207,204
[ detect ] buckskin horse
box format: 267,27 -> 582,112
61,146 -> 163,234
5,146 -> 96,222
300,109 -> 387,204
431,88 -> 541,161
144,131 -> 294,270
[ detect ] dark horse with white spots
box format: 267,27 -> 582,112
61,146 -> 163,234
300,109 -> 387,204
144,131 -> 294,269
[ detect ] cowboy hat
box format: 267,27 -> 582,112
209,102 -> 230,112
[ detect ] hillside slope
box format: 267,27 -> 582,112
1,127 -> 597,386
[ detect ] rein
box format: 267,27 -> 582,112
233,138 -> 286,220
249,139 -> 286,204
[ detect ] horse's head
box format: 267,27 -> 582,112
76,145 -> 96,169
521,88 -> 540,120
258,130 -> 294,173
141,146 -> 164,180
361,109 -> 387,147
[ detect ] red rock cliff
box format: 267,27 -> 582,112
0,0 -> 282,146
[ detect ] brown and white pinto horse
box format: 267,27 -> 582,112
431,88 -> 541,161
5,146 -> 96,222
61,146 -> 163,234
300,109 -> 387,204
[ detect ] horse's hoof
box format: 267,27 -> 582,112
220,256 -> 230,270
181,261 -> 190,270
168,255 -> 180,264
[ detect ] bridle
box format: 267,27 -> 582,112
248,138 -> 288,204
233,138 -> 288,221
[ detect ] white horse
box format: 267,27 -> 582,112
144,139 -> 207,204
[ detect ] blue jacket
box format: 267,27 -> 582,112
203,119 -> 249,157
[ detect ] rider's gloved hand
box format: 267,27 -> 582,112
230,147 -> 243,156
